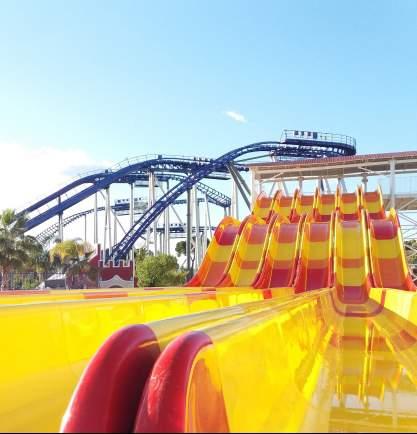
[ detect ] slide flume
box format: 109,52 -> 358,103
2,186 -> 417,433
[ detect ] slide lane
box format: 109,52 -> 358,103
294,215 -> 333,293
186,216 -> 241,287
60,294 -> 307,433
338,187 -> 361,221
271,190 -> 294,220
0,287 -> 223,305
218,215 -> 272,288
134,288 -> 417,433
362,185 -> 385,220
0,287 -> 273,432
367,209 -> 416,291
254,215 -> 303,290
334,211 -> 372,306
290,189 -> 315,223
251,192 -> 274,220
314,190 -> 336,222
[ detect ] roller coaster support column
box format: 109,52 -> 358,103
105,187 -> 112,255
149,172 -> 157,254
317,177 -> 322,192
231,164 -> 251,197
338,176 -> 347,193
205,194 -> 213,239
203,202 -> 208,257
186,189 -> 192,273
94,193 -> 98,244
130,183 -> 134,260
298,177 -> 303,193
362,175 -> 368,193
84,214 -> 87,243
324,178 -> 331,193
228,164 -> 250,216
251,170 -> 257,207
231,179 -> 239,219
390,159 -> 396,208
58,196 -> 63,241
163,180 -> 170,255
113,212 -> 117,245
193,186 -> 201,268
130,184 -> 134,229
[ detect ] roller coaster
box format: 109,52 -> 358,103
21,130 -> 357,266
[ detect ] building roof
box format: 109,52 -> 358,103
247,150 -> 417,181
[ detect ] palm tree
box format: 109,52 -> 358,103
0,209 -> 44,290
49,239 -> 98,289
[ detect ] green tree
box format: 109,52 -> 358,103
175,237 -> 210,271
135,246 -> 154,263
175,240 -> 187,257
0,209 -> 45,290
405,239 -> 417,279
136,254 -> 187,287
49,239 -> 98,289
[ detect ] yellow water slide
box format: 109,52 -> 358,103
3,187 -> 417,433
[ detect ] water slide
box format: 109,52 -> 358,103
367,208 -> 416,291
3,186 -> 417,432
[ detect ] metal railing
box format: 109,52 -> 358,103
281,129 -> 357,150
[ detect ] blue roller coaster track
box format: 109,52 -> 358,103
22,156 -> 241,230
36,175 -> 230,245
110,138 -> 356,261
21,132 -> 356,263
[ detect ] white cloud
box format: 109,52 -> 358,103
225,110 -> 247,123
0,143 -> 113,211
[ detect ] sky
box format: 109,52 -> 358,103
0,0 -> 416,241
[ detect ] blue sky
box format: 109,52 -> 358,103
0,0 -> 417,211
1,0 -> 417,158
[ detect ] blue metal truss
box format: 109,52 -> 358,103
113,140 -> 350,261
36,175 -> 230,245
22,136 -> 356,259
23,156 -> 238,231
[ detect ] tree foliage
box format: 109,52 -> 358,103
135,246 -> 154,263
0,209 -> 45,290
136,253 -> 187,287
49,238 -> 97,288
175,241 -> 186,257
404,239 -> 417,279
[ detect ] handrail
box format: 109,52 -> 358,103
281,129 -> 357,150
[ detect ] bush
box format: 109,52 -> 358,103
136,254 -> 187,287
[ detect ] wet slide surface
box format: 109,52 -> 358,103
135,292 -> 417,433
2,186 -> 417,432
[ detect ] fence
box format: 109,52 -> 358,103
1,272 -> 67,290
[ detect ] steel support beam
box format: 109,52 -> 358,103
106,187 -> 112,254
229,164 -> 251,196
130,183 -> 134,260
58,196 -> 63,241
390,159 -> 396,209
251,170 -> 257,207
164,180 -> 170,255
362,175 -> 368,192
84,214 -> 87,242
94,192 -> 98,244
193,186 -> 201,268
231,179 -> 239,219
113,212 -> 117,245
228,164 -> 251,211
205,195 -> 213,239
186,189 -> 192,272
